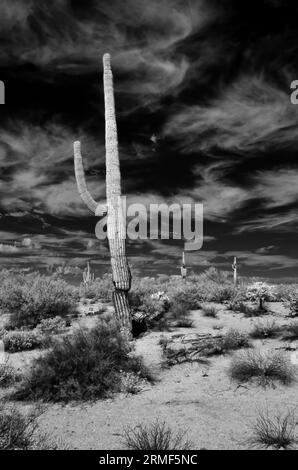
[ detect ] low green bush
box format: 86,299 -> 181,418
0,362 -> 20,388
2,330 -> 44,353
35,317 -> 67,336
14,319 -> 153,402
79,273 -> 112,301
0,273 -> 77,329
221,329 -> 250,351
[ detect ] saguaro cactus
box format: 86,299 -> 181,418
83,261 -> 95,287
74,53 -> 132,335
232,256 -> 237,286
181,251 -> 187,280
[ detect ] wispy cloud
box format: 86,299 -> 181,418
253,168 -> 298,208
164,75 -> 298,154
0,122 -> 105,216
0,0 -> 213,104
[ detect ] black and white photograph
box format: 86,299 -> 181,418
1,0 -> 298,457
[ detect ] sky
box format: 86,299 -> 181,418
1,0 -> 298,279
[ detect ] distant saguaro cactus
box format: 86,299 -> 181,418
74,54 -> 132,336
181,251 -> 187,280
83,261 -> 94,287
232,256 -> 237,286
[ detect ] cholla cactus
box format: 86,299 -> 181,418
74,54 -> 132,336
83,261 -> 94,287
246,282 -> 275,310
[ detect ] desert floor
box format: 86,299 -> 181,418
3,302 -> 297,450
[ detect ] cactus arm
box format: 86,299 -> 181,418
74,141 -> 107,216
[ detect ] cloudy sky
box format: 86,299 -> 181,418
1,0 -> 298,279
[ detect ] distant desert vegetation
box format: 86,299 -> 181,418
0,267 -> 298,450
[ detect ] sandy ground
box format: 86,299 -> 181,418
2,303 -> 298,450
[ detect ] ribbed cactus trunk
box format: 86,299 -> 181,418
181,251 -> 187,281
73,54 -> 132,337
232,256 -> 237,287
103,53 -> 131,335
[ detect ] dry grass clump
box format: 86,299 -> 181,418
122,420 -> 192,450
251,410 -> 297,449
249,320 -> 282,339
221,329 -> 251,352
0,404 -> 60,450
201,304 -> 219,318
229,350 -> 296,386
174,318 -> 194,328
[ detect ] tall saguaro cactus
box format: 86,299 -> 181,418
232,256 -> 237,286
181,251 -> 187,281
73,53 -> 132,336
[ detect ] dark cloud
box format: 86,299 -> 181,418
1,0 -> 298,277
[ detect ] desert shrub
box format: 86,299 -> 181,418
201,304 -> 219,318
229,350 -> 296,386
79,273 -> 112,301
169,302 -> 189,321
230,301 -> 249,314
288,293 -> 298,317
130,289 -> 170,317
240,303 -> 268,317
0,403 -> 59,450
14,319 -> 152,402
201,329 -> 250,356
284,321 -> 298,340
227,285 -> 246,312
158,336 -> 169,348
197,268 -> 238,302
129,276 -> 171,310
169,294 -> 199,319
122,420 -> 192,450
205,283 -> 236,303
221,329 -> 250,351
0,361 -> 20,388
119,371 -> 147,395
0,328 -> 7,339
143,293 -> 170,318
273,284 -> 296,302
198,267 -> 230,284
251,410 -> 297,449
130,290 -> 171,332
174,318 -> 194,328
246,282 -> 275,310
2,330 -> 45,353
0,273 -> 77,329
35,317 -> 67,336
249,320 -> 281,339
